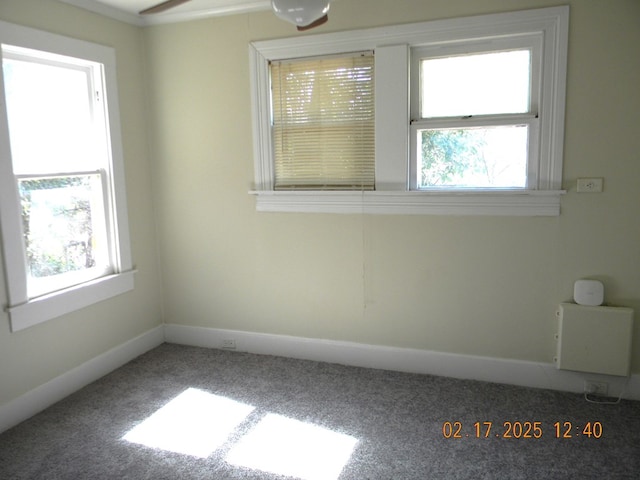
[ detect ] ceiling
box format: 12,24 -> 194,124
58,0 -> 273,25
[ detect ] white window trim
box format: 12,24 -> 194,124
249,6 -> 569,215
0,20 -> 134,332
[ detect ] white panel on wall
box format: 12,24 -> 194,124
556,303 -> 634,376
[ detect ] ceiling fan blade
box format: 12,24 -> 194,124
139,0 -> 192,15
296,14 -> 328,31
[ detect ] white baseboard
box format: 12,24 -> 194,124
2,323 -> 636,435
0,325 -> 164,434
164,324 -> 640,401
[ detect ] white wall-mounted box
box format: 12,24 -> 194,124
556,303 -> 634,376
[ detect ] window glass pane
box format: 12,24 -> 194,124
2,56 -> 96,174
18,174 -> 110,297
420,50 -> 530,118
271,53 -> 375,190
417,125 -> 528,189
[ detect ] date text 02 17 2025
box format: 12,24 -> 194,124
441,421 -> 603,439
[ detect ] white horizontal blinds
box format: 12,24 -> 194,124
271,53 -> 375,190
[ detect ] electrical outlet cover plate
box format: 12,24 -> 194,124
222,339 -> 236,349
576,177 -> 603,193
584,381 -> 608,396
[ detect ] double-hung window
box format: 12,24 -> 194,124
249,6 -> 569,215
0,21 -> 134,331
411,38 -> 540,190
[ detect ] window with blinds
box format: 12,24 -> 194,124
270,53 -> 375,190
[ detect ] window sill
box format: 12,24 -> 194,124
7,270 -> 136,332
250,190 -> 565,216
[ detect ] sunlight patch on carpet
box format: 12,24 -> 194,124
225,413 -> 358,480
122,388 -> 254,458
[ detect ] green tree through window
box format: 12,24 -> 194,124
19,175 -> 98,278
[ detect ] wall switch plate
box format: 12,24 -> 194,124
576,177 -> 603,193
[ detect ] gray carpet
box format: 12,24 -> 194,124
0,343 -> 639,479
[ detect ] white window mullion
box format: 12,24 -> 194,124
375,44 -> 410,191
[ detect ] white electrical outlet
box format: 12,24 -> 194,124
584,381 -> 608,396
576,177 -> 603,193
222,339 -> 236,349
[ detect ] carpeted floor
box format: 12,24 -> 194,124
0,343 -> 639,479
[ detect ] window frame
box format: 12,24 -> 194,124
15,170 -> 113,298
249,6 -> 569,215
409,37 -> 541,191
0,20 -> 134,332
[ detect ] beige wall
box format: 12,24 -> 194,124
0,0 -> 163,404
0,0 -> 638,408
146,0 -> 640,369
